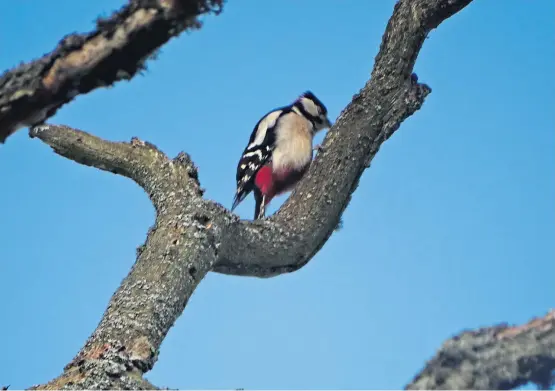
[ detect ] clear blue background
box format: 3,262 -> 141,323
1,0 -> 553,389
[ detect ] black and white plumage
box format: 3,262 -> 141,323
231,91 -> 333,219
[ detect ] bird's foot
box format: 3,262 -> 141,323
313,144 -> 324,154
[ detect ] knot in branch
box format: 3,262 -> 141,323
174,151 -> 200,183
407,73 -> 431,109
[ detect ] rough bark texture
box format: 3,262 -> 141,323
28,125 -> 216,389
407,310 -> 555,390
5,0 -> 550,389
0,0 -> 224,143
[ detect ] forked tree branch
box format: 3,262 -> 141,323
407,310 -> 555,390
30,125 -> 214,390
26,0 -> 478,388
0,0 -> 224,144
16,0 -> 551,389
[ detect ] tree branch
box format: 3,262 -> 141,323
31,125 -> 213,389
0,0 -> 224,144
29,124 -> 193,207
407,310 -> 555,390
25,0 -> 502,389
211,0 -> 475,278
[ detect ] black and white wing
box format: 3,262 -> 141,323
231,108 -> 285,211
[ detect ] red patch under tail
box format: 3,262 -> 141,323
255,165 -> 275,202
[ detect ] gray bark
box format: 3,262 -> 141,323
407,310 -> 555,390
1,0 -> 552,389
0,0 -> 224,143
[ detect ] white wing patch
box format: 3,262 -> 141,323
243,149 -> 264,159
247,110 -> 282,150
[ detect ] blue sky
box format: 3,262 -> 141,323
1,0 -> 553,389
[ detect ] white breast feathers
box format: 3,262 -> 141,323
272,112 -> 313,172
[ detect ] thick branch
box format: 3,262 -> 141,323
31,126 -> 213,390
407,310 -> 555,390
212,0 -> 472,278
28,0 -> 479,388
0,0 -> 224,144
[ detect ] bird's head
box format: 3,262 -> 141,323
294,91 -> 333,132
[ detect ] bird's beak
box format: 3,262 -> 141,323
326,117 -> 333,129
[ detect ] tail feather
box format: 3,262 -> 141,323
233,188 -> 269,220
231,192 -> 245,212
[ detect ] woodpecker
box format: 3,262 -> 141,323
231,91 -> 333,219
